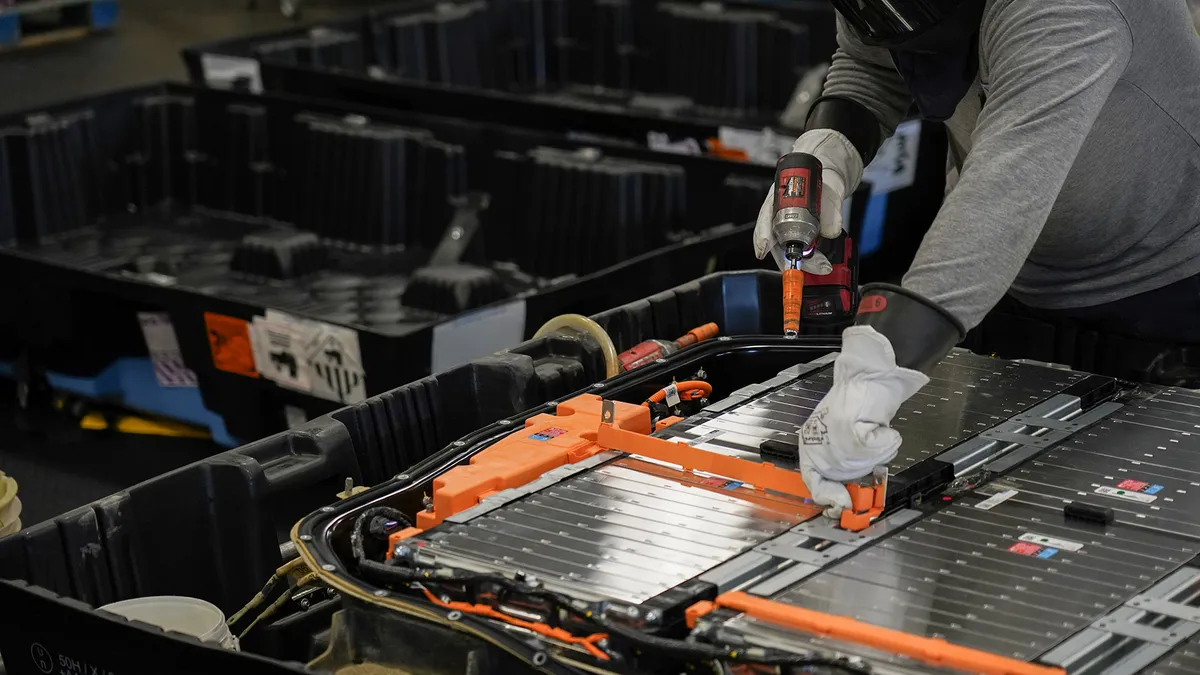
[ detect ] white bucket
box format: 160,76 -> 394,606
100,596 -> 240,651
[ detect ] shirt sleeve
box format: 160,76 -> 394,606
821,14 -> 914,140
902,0 -> 1133,329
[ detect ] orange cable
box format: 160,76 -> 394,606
645,380 -> 713,405
421,588 -> 610,661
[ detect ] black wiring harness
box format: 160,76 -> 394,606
351,509 -> 873,675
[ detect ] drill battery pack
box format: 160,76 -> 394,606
802,233 -> 858,334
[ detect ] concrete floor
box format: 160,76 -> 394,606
0,0 -> 373,114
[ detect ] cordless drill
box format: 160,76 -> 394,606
771,152 -> 823,336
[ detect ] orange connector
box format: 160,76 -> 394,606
404,395 -> 649,535
686,592 -> 1065,675
595,421 -> 883,531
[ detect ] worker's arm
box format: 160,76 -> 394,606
807,14 -> 915,162
754,16 -> 914,268
902,0 -> 1133,332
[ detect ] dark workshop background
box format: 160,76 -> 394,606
0,0 -> 372,526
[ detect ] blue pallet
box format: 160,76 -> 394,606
0,357 -> 237,447
0,0 -> 118,50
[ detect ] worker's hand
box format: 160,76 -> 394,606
753,128 -> 864,273
797,326 -> 927,517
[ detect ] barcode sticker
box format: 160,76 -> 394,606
664,383 -> 681,407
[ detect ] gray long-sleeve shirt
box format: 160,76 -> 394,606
826,0 -> 1200,329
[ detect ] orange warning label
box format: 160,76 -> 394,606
205,312 -> 258,378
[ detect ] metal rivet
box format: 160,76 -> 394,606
546,401 -> 559,407
655,358 -> 667,364
447,610 -> 462,621
320,506 -> 335,513
321,564 -> 337,572
718,336 -> 731,342
499,419 -> 512,426
454,440 -> 466,447
299,534 -> 313,542
397,474 -> 410,480
532,652 -> 548,666
593,383 -> 606,389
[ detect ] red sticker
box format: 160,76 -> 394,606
1008,542 -> 1043,557
777,168 -> 811,210
1117,479 -> 1149,492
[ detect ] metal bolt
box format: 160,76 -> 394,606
655,358 -> 667,364
546,401 -> 558,407
298,597 -> 311,610
498,419 -> 512,426
718,336 -> 731,341
449,227 -> 464,240
441,595 -> 452,604
447,610 -> 462,621
532,652 -> 548,666
645,609 -> 661,624
321,564 -> 337,572
299,534 -> 313,542
397,473 -> 410,481
373,589 -> 389,597
593,383 -> 606,389
454,440 -> 466,447
320,506 -> 335,513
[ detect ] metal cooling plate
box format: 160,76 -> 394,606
988,389 -> 1200,540
414,457 -> 821,604
720,492 -> 1194,664
658,350 -> 1087,472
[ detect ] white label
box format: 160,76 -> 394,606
1020,532 -> 1084,552
137,312 -> 198,388
664,383 -> 681,407
716,126 -> 796,166
303,321 -> 367,404
431,299 -> 527,373
1095,485 -> 1157,503
250,316 -> 312,393
861,119 -> 922,195
200,53 -> 263,94
975,489 -> 1018,511
647,131 -> 703,157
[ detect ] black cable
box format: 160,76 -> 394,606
350,506 -> 413,561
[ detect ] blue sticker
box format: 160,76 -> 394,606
723,481 -> 744,490
1037,547 -> 1059,559
1145,484 -> 1165,495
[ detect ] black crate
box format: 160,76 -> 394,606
0,82 -> 776,445
0,270 -> 795,675
183,0 -> 837,138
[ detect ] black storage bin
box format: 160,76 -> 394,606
0,83 -> 776,446
0,270 -> 790,675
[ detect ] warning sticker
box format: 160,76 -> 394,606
205,312 -> 258,378
303,321 -> 366,404
138,312 -> 198,388
1008,542 -> 1059,559
700,477 -> 745,490
1114,479 -> 1165,495
529,427 -> 568,441
1096,485 -> 1158,503
250,316 -> 311,392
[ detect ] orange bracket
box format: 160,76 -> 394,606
595,414 -> 883,531
686,592 -> 1065,675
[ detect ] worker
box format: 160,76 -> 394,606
754,0 -> 1200,515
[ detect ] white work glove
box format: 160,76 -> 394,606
753,129 -> 864,274
797,326 -> 928,517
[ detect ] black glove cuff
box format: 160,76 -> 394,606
804,96 -> 884,165
854,283 -> 966,374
